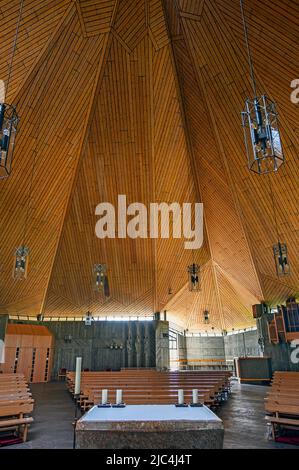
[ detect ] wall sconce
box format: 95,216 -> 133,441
108,343 -> 123,350
85,311 -> 93,326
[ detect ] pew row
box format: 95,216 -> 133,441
0,373 -> 34,443
66,370 -> 232,410
265,371 -> 299,440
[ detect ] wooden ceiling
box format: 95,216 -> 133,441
0,0 -> 298,331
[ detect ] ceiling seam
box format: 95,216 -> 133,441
161,0 -> 226,329
178,7 -> 265,302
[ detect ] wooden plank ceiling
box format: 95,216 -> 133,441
0,0 -> 298,331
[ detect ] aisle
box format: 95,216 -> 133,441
217,382 -> 297,449
10,381 -> 75,449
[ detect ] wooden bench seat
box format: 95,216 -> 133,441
67,370 -> 231,411
0,374 -> 34,443
0,416 -> 34,443
265,371 -> 299,440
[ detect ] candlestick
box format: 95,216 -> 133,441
74,357 -> 82,396
102,389 -> 108,405
116,389 -> 122,405
190,388 -> 203,407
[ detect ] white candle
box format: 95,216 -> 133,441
102,389 -> 108,405
116,389 -> 123,405
74,357 -> 82,395
178,389 -> 184,405
192,389 -> 198,404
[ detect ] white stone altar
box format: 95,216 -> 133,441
75,404 -> 224,449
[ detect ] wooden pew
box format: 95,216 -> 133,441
265,371 -> 299,440
0,374 -> 34,442
66,370 -> 231,411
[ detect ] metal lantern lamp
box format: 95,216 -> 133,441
93,263 -> 110,298
0,0 -> 24,179
13,246 -> 29,280
242,96 -> 284,174
273,242 -> 290,277
0,103 -> 19,179
240,0 -> 284,175
188,263 -> 200,292
204,310 -> 210,324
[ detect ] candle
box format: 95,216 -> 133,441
192,389 -> 198,404
178,389 -> 184,405
116,389 -> 123,405
74,357 -> 82,396
102,389 -> 108,405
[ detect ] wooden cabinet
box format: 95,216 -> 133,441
0,324 -> 54,383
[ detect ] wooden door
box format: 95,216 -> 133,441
18,333 -> 33,381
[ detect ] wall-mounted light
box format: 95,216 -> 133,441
108,342 -> 123,350
85,311 -> 93,326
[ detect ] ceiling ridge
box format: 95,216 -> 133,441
12,2 -> 75,106
161,0 -> 228,328
41,32 -> 114,315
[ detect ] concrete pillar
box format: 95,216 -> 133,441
0,315 -> 8,365
155,320 -> 169,371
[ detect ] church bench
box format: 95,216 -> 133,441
265,371 -> 299,440
68,370 -> 231,410
0,416 -> 34,442
0,374 -> 34,443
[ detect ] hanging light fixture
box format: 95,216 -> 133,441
240,0 -> 284,175
269,178 -> 290,277
203,310 -> 209,324
273,242 -> 290,277
13,246 -> 29,280
93,263 -> 110,298
0,0 -> 23,179
188,263 -> 200,292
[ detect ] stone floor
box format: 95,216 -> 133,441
217,381 -> 297,449
3,380 -> 298,449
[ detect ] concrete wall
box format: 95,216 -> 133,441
186,336 -> 225,361
224,330 -> 260,361
176,330 -> 260,365
9,320 -> 156,378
